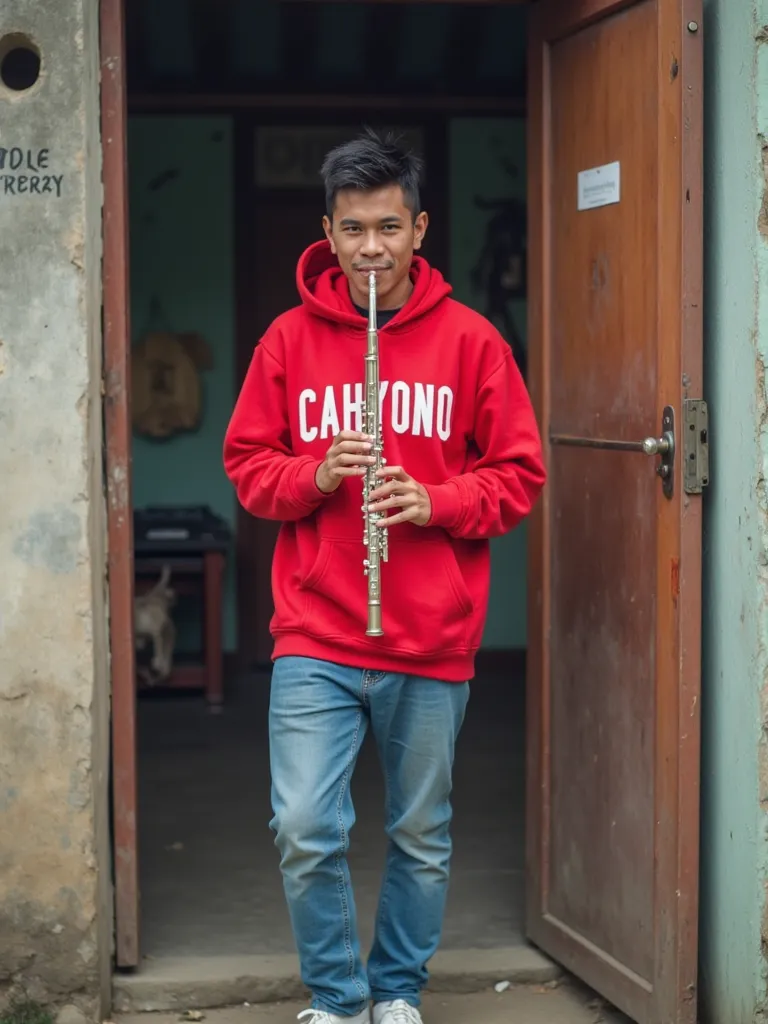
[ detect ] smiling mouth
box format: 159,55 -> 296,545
355,265 -> 392,273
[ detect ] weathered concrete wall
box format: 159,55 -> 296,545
0,0 -> 111,1019
699,1 -> 768,1022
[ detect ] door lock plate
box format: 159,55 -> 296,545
655,406 -> 676,500
683,399 -> 709,494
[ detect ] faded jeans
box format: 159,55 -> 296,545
268,656 -> 470,1017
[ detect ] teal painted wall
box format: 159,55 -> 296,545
128,116 -> 237,652
699,1 -> 766,1021
450,117 -> 528,649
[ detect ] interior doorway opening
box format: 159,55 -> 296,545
121,0 -> 533,967
107,0 -> 705,1020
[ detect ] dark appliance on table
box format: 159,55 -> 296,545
133,505 -> 232,706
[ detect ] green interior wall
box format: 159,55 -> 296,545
699,1 -> 766,1021
449,117 -> 528,649
128,114 -> 529,655
128,116 -> 237,652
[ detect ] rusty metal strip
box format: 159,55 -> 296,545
100,0 -> 140,968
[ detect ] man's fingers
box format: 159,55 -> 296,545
370,495 -> 407,512
337,430 -> 373,443
334,439 -> 373,455
375,509 -> 414,528
368,479 -> 408,501
336,452 -> 375,467
377,465 -> 406,479
368,477 -> 411,497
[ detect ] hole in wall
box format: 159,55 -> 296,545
0,34 -> 41,93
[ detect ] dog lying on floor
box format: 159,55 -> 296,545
135,564 -> 176,685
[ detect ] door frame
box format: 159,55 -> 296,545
101,0 -> 139,969
102,0 -> 705,991
104,0 -> 529,968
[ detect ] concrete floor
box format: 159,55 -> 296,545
116,980 -> 629,1024
136,666 -> 527,959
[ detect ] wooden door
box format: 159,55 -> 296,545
236,193 -> 323,668
525,2 -> 703,1023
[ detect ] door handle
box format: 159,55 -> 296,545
640,434 -> 673,456
549,406 -> 675,498
548,434 -> 673,455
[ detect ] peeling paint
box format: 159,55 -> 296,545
68,235 -> 85,271
670,557 -> 680,603
108,463 -> 129,511
759,138 -> 768,239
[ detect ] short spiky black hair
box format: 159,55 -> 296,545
320,127 -> 423,220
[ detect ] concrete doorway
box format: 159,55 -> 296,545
103,1 -> 704,1020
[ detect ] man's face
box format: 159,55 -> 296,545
322,185 -> 428,310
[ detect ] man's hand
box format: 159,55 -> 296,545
368,466 -> 432,528
315,430 -> 375,494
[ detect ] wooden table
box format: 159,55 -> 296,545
134,550 -> 226,706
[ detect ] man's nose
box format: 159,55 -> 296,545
359,231 -> 384,257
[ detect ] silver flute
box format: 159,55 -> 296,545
362,270 -> 388,636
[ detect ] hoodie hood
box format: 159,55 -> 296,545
296,239 -> 452,332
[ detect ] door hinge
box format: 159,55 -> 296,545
683,399 -> 709,494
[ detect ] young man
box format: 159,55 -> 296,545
223,130 -> 546,1024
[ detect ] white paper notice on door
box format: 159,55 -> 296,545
577,161 -> 620,211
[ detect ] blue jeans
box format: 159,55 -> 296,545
268,656 -> 470,1017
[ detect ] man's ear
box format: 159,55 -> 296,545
413,210 -> 429,251
322,215 -> 336,254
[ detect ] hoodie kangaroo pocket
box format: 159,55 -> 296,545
301,534 -> 474,655
301,538 -> 333,591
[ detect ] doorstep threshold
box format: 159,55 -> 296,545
112,946 -> 560,1013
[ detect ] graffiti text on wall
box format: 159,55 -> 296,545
0,148 -> 64,197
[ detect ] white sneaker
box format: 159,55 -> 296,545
297,1009 -> 371,1023
372,1001 -> 423,1024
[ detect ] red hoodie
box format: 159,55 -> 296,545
224,241 -> 546,682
